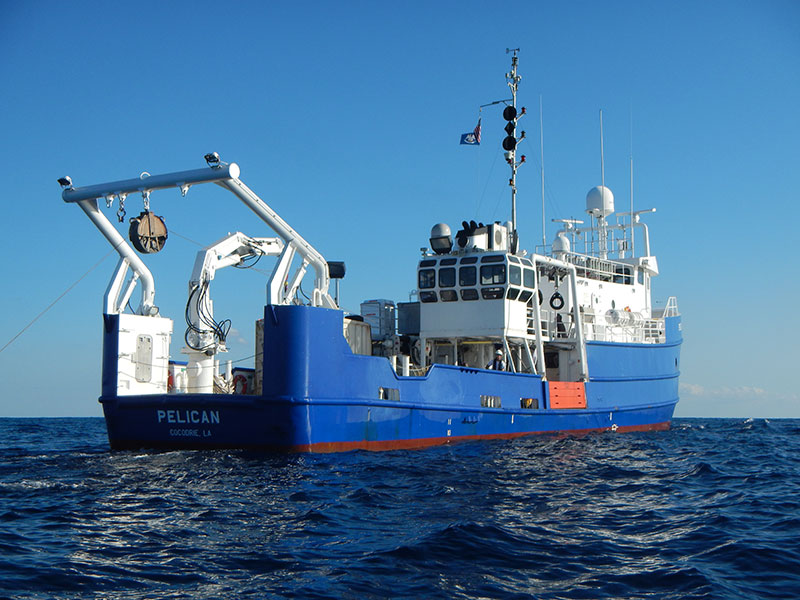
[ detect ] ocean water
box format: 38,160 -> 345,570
1,418 -> 799,600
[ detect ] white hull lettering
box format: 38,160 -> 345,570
170,428 -> 200,437
158,409 -> 220,425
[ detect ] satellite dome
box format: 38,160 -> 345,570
430,223 -> 451,239
586,186 -> 614,217
429,223 -> 453,254
552,231 -> 570,254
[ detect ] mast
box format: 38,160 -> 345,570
598,109 -> 608,259
629,106 -> 635,258
540,95 -> 545,250
504,48 -> 523,239
600,109 -> 605,192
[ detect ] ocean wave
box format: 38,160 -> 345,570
1,417 -> 799,599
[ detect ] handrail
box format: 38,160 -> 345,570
663,296 -> 679,317
557,251 -> 634,280
583,315 -> 666,344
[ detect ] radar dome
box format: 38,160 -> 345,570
552,231 -> 570,254
586,186 -> 614,217
429,223 -> 453,254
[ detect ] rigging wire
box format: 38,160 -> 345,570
0,250 -> 115,356
168,228 -> 204,248
474,144 -> 502,218
2,224 -> 265,357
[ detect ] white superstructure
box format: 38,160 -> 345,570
411,189 -> 674,383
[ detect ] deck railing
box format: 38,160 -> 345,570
528,305 -> 670,344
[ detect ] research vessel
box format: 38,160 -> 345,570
60,53 -> 681,451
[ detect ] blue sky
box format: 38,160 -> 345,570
1,0 -> 798,418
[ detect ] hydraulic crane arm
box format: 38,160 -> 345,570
184,232 -> 283,355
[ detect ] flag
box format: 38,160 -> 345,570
460,118 -> 481,145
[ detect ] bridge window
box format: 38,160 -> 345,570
439,267 -> 456,288
440,258 -> 457,266
440,290 -> 457,302
420,291 -> 437,303
509,265 -> 521,286
459,266 -> 476,286
460,256 -> 478,264
507,287 -> 520,300
481,287 -> 504,299
480,264 -> 506,285
419,269 -> 435,289
518,290 -> 533,302
523,268 -> 535,288
461,289 -> 479,301
481,254 -> 505,263
420,259 -> 437,267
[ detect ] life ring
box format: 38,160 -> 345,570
233,374 -> 248,394
550,291 -> 564,310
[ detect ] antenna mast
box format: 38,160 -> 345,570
599,109 -> 605,191
540,95 -> 546,250
598,109 -> 608,259
504,48 -> 523,241
629,106 -> 635,257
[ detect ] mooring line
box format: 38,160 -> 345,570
0,250 -> 115,355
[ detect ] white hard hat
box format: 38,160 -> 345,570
495,349 -> 503,356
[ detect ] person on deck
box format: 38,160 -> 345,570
487,349 -> 506,371
556,314 -> 567,338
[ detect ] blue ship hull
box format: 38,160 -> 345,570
100,305 -> 681,451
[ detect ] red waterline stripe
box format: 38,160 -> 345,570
288,421 -> 672,453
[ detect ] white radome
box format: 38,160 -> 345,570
586,185 -> 614,217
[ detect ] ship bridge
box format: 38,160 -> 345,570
410,220 -> 557,377
417,252 -> 536,339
